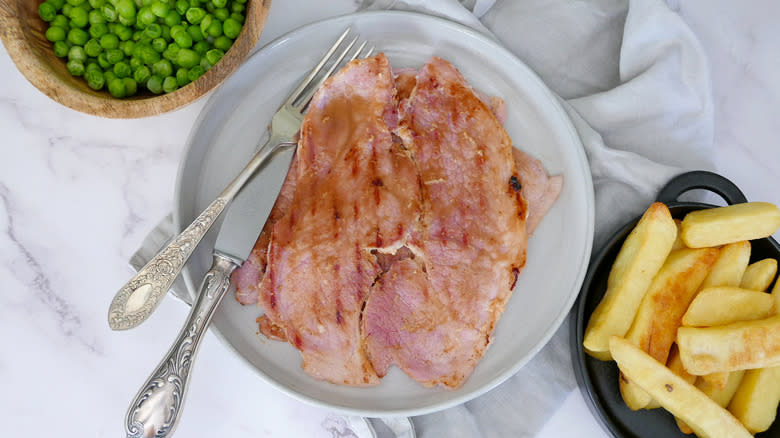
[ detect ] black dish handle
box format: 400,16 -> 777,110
656,170 -> 748,206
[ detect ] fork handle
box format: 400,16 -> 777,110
124,253 -> 238,438
107,134 -> 295,331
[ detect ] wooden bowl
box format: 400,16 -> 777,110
0,0 -> 271,118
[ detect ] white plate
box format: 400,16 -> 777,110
175,11 -> 594,417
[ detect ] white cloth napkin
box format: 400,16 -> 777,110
131,0 -> 713,436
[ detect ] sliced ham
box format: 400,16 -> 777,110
255,54 -> 420,386
363,57 -> 528,388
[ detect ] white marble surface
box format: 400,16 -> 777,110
0,0 -> 777,437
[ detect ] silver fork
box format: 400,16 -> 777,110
108,28 -> 373,331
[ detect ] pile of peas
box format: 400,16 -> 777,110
38,0 -> 246,98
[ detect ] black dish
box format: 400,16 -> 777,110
571,170 -> 780,438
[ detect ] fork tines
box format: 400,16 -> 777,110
288,28 -> 373,111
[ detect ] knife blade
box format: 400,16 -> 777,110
122,143 -> 295,438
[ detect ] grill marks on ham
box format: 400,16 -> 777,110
254,54 -> 420,386
363,57 -> 527,388
232,55 -> 562,388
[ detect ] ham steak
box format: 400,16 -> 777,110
231,54 -> 562,388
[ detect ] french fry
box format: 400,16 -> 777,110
676,371 -> 745,434
680,201 -> 780,248
700,241 -> 751,290
697,371 -> 746,407
620,248 -> 719,409
584,203 -> 677,360
741,258 -> 778,291
667,344 -> 697,430
609,336 -> 752,438
682,286 -> 775,327
677,315 -> 780,375
700,372 -> 730,391
728,365 -> 780,434
672,219 -> 686,250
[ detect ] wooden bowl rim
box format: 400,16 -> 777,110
0,0 -> 271,119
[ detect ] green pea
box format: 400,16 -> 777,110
88,9 -> 106,25
45,26 -> 67,42
67,45 -> 86,62
212,0 -> 227,8
51,14 -> 70,28
67,59 -> 85,76
105,48 -> 124,64
101,3 -> 117,22
115,24 -> 133,41
205,19 -> 221,37
162,75 -> 178,93
192,40 -> 209,55
164,10 -> 182,26
116,0 -> 136,19
123,77 -> 138,96
213,7 -> 228,21
97,52 -> 111,68
113,61 -> 131,78
152,58 -> 173,77
175,0 -> 188,15
229,12 -> 243,24
133,65 -> 151,84
84,38 -> 103,56
61,4 -> 72,17
99,33 -> 119,49
86,69 -> 105,90
234,0 -> 247,4
104,70 -> 117,83
199,14 -> 212,34
66,0 -> 86,5
137,6 -> 155,25
231,2 -> 244,13
88,0 -> 105,8
67,27 -> 89,45
53,40 -> 70,57
39,2 -> 58,22
162,43 -> 180,61
185,7 -> 205,24
173,30 -> 192,48
160,24 -> 171,40
120,40 -> 136,56
118,14 -> 136,27
140,44 -> 160,63
89,22 -> 108,38
144,23 -> 162,38
50,0 -> 66,10
132,29 -> 144,41
175,67 -> 190,86
213,35 -> 231,51
129,57 -> 143,70
187,64 -> 204,82
199,56 -> 212,71
222,17 -> 241,39
205,48 -> 222,65
204,1 -> 215,13
69,6 -> 88,27
187,25 -> 204,42
151,37 -> 167,52
146,74 -> 163,93
108,78 -> 126,97
151,1 -> 169,17
175,48 -> 199,67
85,62 -> 101,73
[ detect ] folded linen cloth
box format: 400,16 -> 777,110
131,0 -> 713,436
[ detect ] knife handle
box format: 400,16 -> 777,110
108,195 -> 230,330
124,253 -> 238,438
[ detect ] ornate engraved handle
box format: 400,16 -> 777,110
108,196 -> 229,330
108,133 -> 296,331
125,254 -> 237,438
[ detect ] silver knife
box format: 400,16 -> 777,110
122,143 -> 296,438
